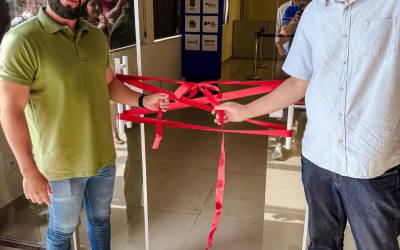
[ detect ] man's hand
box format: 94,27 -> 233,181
23,168 -> 52,205
276,43 -> 287,57
143,93 -> 170,112
0,81 -> 53,205
289,11 -> 302,26
212,102 -> 249,125
97,15 -> 107,30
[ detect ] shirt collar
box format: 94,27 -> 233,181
37,7 -> 90,34
325,0 -> 358,6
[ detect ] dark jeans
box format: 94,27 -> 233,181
302,156 -> 400,250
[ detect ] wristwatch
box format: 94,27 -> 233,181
138,94 -> 146,108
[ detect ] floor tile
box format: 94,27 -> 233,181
183,216 -> 263,250
201,172 -> 266,224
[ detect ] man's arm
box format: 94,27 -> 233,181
106,0 -> 126,24
213,77 -> 308,123
275,5 -> 287,57
0,80 -> 51,205
279,11 -> 301,45
106,66 -> 169,111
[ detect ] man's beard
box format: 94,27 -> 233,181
48,0 -> 81,20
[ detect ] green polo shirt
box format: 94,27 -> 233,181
0,8 -> 116,180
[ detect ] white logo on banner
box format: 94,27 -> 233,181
203,16 -> 218,33
185,34 -> 201,51
185,0 -> 200,14
203,0 -> 219,14
185,15 -> 201,33
202,35 -> 218,51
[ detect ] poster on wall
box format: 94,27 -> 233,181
185,15 -> 201,33
185,34 -> 201,51
202,35 -> 218,51
185,0 -> 200,14
203,0 -> 219,14
203,16 -> 218,33
182,0 -> 222,81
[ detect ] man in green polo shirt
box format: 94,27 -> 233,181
0,0 -> 169,249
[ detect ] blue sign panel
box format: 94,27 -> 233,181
182,0 -> 223,82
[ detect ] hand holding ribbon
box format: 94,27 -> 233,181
212,102 -> 250,124
116,74 -> 295,249
142,93 -> 170,112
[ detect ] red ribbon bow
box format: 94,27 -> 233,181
174,81 -> 222,100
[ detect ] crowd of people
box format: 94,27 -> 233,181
3,0 -> 136,53
81,0 -> 135,50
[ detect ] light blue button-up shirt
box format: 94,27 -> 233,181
283,0 -> 400,178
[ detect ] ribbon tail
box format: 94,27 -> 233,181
152,109 -> 163,149
205,120 -> 226,250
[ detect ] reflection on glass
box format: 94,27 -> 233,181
0,128 -> 45,247
0,0 -> 10,40
223,0 -> 229,25
82,0 -> 111,37
153,0 -> 181,40
123,125 -> 145,247
74,124 -> 146,249
78,1 -> 144,247
109,0 -> 136,50
81,0 -> 136,50
10,0 -> 43,27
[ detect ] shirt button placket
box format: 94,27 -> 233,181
340,5 -> 353,174
75,36 -> 85,61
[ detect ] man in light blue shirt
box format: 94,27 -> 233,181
214,0 -> 400,249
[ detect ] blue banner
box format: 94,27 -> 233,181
181,0 -> 223,82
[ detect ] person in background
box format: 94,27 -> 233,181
102,0 -> 126,26
102,0 -> 132,145
102,0 -> 116,16
280,1 -> 309,42
272,0 -> 306,160
0,0 -> 10,40
10,0 -> 44,27
109,0 -> 135,50
82,0 -> 110,35
274,0 -> 296,59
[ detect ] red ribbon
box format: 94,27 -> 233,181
116,75 -> 294,249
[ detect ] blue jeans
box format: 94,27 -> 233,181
46,165 -> 116,250
302,156 -> 400,250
